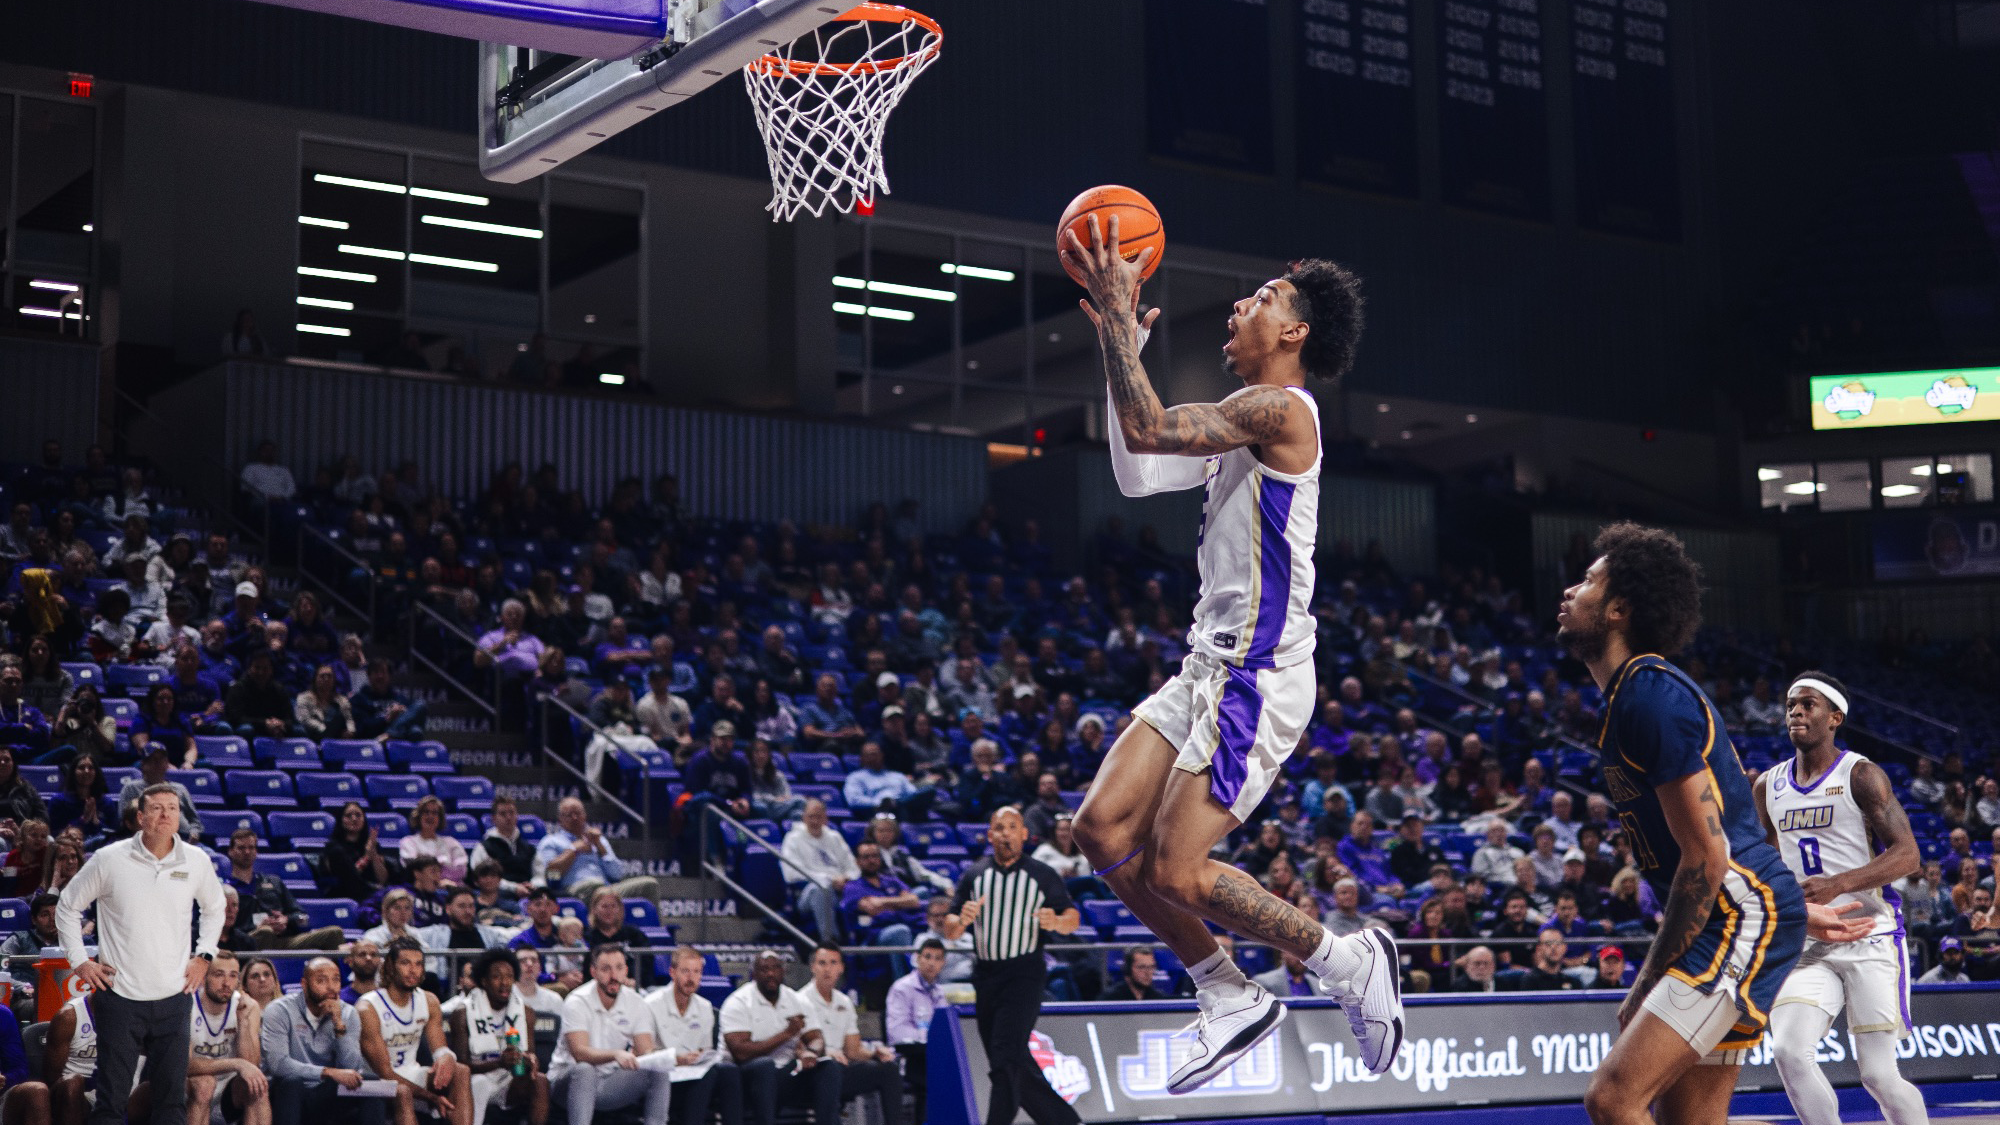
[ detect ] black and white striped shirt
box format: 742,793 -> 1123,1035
950,854 -> 1074,962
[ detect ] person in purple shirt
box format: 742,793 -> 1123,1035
885,940 -> 947,1125
1309,700 -> 1350,757
472,599 -> 545,681
507,887 -> 565,950
1336,677 -> 1387,731
1335,810 -> 1402,897
590,615 -> 651,679
842,842 -> 923,950
0,999 -> 50,1123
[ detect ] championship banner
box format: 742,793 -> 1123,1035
1873,509 -> 2000,580
932,985 -> 2000,1125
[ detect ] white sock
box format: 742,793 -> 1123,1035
1303,927 -> 1362,983
1189,948 -> 1253,999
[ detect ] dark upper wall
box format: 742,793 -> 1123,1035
8,0 -> 1736,427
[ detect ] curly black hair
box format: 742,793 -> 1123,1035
1593,521 -> 1703,657
1282,258 -> 1365,384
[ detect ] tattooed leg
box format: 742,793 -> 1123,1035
1146,767 -> 1327,960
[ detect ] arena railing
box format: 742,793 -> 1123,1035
294,520 -> 378,629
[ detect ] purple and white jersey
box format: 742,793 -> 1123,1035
1764,750 -> 1901,940
1188,386 -> 1321,672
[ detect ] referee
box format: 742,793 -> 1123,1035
944,806 -> 1081,1125
57,783 -> 226,1125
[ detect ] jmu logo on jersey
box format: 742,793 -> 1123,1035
1026,1031 -> 1091,1104
1118,1025 -> 1282,1099
1777,804 -> 1834,831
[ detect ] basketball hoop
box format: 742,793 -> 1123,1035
743,4 -> 942,221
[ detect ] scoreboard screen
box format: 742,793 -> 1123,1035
1295,0 -> 1419,196
1438,0 -> 1550,218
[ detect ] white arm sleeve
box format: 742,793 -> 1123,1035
1106,325 -> 1209,497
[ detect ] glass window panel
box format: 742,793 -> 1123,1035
10,275 -> 86,336
1758,462 -> 1815,511
1878,456 -> 1933,507
1935,452 -> 1994,505
410,157 -> 542,344
1157,268 -> 1253,410
1817,459 -> 1873,512
13,97 -> 94,272
546,176 -> 642,391
299,142 -> 405,333
854,225 -> 958,399
832,219 -> 869,415
1029,247 -> 1100,407
954,238 -> 1028,393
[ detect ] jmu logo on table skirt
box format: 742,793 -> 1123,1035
1116,1025 -> 1282,1099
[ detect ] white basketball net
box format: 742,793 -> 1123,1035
743,8 -> 941,222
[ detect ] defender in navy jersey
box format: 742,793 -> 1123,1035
1559,523 -> 1871,1125
1063,220 -> 1401,1096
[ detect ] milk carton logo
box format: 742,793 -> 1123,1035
1118,1025 -> 1283,1099
1027,1031 -> 1091,1104
1821,382 -> 1875,420
1925,376 -> 1977,415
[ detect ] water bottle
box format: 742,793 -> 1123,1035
506,1024 -> 526,1077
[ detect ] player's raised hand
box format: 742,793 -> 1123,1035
1804,900 -> 1872,943
1063,214 -> 1156,326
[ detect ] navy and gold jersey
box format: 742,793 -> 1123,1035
1597,654 -> 1806,1048
1595,654 -> 1776,897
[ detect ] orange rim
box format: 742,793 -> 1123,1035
747,3 -> 942,78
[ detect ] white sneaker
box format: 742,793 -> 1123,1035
1166,984 -> 1286,1095
1321,929 -> 1404,1074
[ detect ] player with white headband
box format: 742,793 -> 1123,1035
1755,670 -> 1928,1125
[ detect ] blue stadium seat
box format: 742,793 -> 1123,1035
294,772 -> 362,809
255,852 -> 316,891
104,766 -> 140,793
1110,923 -> 1157,943
0,898 -> 30,932
321,740 -> 388,772
297,898 -> 360,932
61,663 -> 101,690
485,813 -> 546,844
792,784 -> 842,811
267,810 -> 336,849
385,740 -> 454,774
788,752 -> 842,781
18,765 -> 60,796
105,663 -> 167,698
955,824 -> 989,851
103,698 -> 138,728
364,774 -> 429,810
557,897 -> 586,920
206,809 -> 265,844
909,823 -> 956,853
923,843 -> 968,862
168,768 -> 224,807
444,814 -> 482,845
194,736 -> 254,769
839,821 -> 869,848
431,775 -> 494,811
624,899 -> 662,929
1081,900 -> 1129,938
253,738 -> 322,770
368,812 -> 408,846
226,770 -> 297,810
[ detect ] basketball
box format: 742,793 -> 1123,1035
1057,185 -> 1165,286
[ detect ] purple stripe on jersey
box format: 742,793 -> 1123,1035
1209,665 -> 1264,812
1894,932 -> 1912,1031
1245,477 -> 1297,669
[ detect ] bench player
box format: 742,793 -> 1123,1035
360,937 -> 473,1125
1757,671 -> 1927,1125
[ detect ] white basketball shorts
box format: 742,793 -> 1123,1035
1133,651 -> 1315,823
1774,933 -> 1913,1036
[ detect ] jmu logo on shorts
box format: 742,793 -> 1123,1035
1117,1026 -> 1282,1099
1776,804 -> 1834,831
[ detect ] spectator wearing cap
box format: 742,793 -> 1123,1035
117,743 -> 202,840
998,683 -> 1045,749
589,675 -> 639,733
1557,847 -> 1607,916
856,670 -> 902,734
1585,945 -> 1630,989
508,886 -> 565,951
1388,812 -> 1446,889
873,704 -> 925,775
842,740 -> 937,822
683,721 -> 754,863
798,673 -> 864,753
221,579 -> 267,642
1918,937 -> 1971,982
225,649 -> 295,737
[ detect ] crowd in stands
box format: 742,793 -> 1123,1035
0,432 -> 1991,1122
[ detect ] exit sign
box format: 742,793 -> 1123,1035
68,73 -> 93,98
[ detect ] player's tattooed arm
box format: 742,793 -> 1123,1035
1106,380 -> 1296,457
1803,760 -> 1918,903
1206,866 -> 1324,955
1626,774 -> 1727,1006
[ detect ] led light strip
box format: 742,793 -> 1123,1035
298,266 -> 377,283
833,301 -> 914,322
299,216 -> 349,230
311,174 -> 487,206
29,280 -> 80,292
421,214 -> 541,238
297,296 -> 355,311
19,306 -> 83,320
296,323 -> 352,337
939,263 -> 1016,282
834,276 -> 955,302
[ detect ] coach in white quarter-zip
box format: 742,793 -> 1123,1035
57,782 -> 226,1125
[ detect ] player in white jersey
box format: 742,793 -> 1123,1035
446,949 -> 549,1125
1064,220 -> 1402,1094
48,992 -> 142,1125
1754,671 -> 1928,1125
360,937 -> 474,1125
183,949 -> 271,1125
